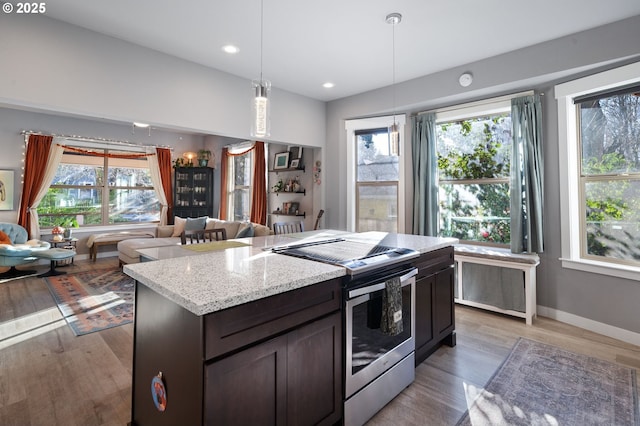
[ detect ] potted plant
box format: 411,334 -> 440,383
197,149 -> 212,167
173,158 -> 185,169
60,217 -> 79,239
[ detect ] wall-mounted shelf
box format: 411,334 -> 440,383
270,212 -> 306,218
268,166 -> 305,174
270,190 -> 306,196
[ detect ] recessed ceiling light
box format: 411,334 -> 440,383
323,82 -> 335,88
222,45 -> 239,54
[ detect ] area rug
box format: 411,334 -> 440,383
181,240 -> 250,252
43,268 -> 134,336
457,338 -> 639,426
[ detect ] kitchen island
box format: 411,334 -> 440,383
124,230 -> 456,426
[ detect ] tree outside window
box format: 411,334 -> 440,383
579,88 -> 640,263
436,114 -> 512,244
38,151 -> 160,228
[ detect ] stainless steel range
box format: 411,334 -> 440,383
273,238 -> 419,426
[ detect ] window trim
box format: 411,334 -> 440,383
345,115 -> 406,232
434,97 -> 518,246
555,61 -> 640,280
225,148 -> 254,221
42,150 -> 159,227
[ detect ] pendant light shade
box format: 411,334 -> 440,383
389,122 -> 400,156
251,79 -> 271,137
386,12 -> 401,156
251,0 -> 271,138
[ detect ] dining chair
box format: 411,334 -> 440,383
181,228 -> 227,244
273,221 -> 304,235
313,210 -> 324,230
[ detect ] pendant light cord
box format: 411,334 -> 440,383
260,0 -> 264,83
392,18 -> 396,122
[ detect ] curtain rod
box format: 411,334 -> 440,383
415,90 -> 542,117
20,130 -> 173,150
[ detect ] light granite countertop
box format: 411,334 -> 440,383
123,230 -> 457,316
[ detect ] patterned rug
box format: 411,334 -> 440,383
458,338 -> 639,426
43,269 -> 134,336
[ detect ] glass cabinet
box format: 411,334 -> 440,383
174,167 -> 214,218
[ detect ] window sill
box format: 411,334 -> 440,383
560,257 -> 640,282
43,223 -> 159,235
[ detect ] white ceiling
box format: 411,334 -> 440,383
43,0 -> 640,102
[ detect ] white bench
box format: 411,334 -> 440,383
454,244 -> 540,325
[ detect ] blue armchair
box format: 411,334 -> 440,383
0,223 -> 50,279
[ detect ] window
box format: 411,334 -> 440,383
226,149 -> 254,221
436,113 -> 512,244
556,61 -> 640,278
345,115 -> 405,232
578,87 -> 640,264
38,149 -> 160,228
356,128 -> 399,232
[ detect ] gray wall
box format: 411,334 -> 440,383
0,14 -> 326,148
325,15 -> 640,338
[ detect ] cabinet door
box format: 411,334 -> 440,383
205,335 -> 287,426
415,266 -> 455,364
415,273 -> 435,361
434,267 -> 455,336
287,312 -> 342,426
205,313 -> 342,426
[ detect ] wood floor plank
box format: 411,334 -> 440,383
1,257 -> 640,425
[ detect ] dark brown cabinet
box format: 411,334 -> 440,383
414,246 -> 456,365
173,166 -> 214,219
130,277 -> 343,426
206,312 -> 341,425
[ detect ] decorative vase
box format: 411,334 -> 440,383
198,159 -> 208,167
63,228 -> 72,239
52,225 -> 65,241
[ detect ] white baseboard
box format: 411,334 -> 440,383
538,305 -> 640,347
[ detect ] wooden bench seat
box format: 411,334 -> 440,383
87,231 -> 154,261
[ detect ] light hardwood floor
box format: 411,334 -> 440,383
1,257 -> 639,426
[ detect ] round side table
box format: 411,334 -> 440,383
48,238 -> 78,266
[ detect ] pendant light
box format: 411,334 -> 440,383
386,12 -> 401,156
251,0 -> 271,138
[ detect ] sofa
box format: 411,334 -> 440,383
0,223 -> 51,278
117,217 -> 272,264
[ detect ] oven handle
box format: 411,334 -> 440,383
348,267 -> 417,299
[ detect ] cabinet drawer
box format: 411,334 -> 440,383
414,246 -> 454,278
204,277 -> 341,360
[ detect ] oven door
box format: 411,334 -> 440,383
345,267 -> 417,399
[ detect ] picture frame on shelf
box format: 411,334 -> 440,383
290,159 -> 300,169
282,202 -> 291,214
289,202 -> 300,215
274,152 -> 290,170
288,146 -> 303,160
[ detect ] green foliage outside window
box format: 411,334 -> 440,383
437,115 -> 511,244
580,92 -> 640,262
